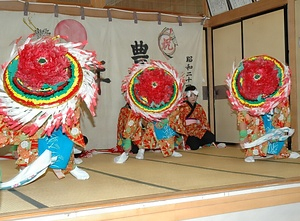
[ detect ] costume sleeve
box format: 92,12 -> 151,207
197,104 -> 210,131
116,106 -> 130,142
237,111 -> 248,142
122,109 -> 141,140
169,107 -> 187,136
63,107 -> 85,147
272,98 -> 291,128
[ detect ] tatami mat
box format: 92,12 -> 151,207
1,145 -> 300,217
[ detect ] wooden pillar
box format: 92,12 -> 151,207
206,26 -> 215,133
287,0 -> 299,151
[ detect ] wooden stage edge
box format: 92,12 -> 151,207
1,177 -> 300,221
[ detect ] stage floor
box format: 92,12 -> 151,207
1,145 -> 300,219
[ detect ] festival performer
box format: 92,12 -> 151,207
119,59 -> 186,161
138,106 -> 186,158
180,85 -> 226,150
0,34 -> 103,189
113,41 -> 147,164
226,55 -> 299,162
114,41 -> 186,163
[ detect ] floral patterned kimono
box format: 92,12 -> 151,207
1,106 -> 86,175
237,98 -> 291,159
179,101 -> 211,144
117,103 -> 143,152
140,108 -> 186,157
120,107 -> 186,157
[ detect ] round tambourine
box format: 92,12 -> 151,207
122,60 -> 184,121
226,55 -> 291,116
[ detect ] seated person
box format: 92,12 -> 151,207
180,85 -> 226,150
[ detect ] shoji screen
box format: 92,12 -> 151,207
213,23 -> 242,143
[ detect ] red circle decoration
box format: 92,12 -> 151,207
54,19 -> 87,49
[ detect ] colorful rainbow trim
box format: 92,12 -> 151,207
226,55 -> 291,116
3,53 -> 83,108
128,68 -> 178,113
123,60 -> 184,121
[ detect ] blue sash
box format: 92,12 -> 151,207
38,127 -> 74,169
262,114 -> 284,155
154,120 -> 176,140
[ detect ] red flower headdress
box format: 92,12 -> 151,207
0,35 -> 102,136
226,55 -> 291,116
122,60 -> 184,121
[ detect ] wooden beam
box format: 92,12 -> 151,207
25,0 -> 105,8
90,0 -> 105,8
29,0 -> 93,7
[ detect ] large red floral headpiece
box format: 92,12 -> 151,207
226,55 -> 291,116
0,35 -> 102,136
122,60 -> 184,121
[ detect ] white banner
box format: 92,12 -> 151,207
0,11 -> 203,149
